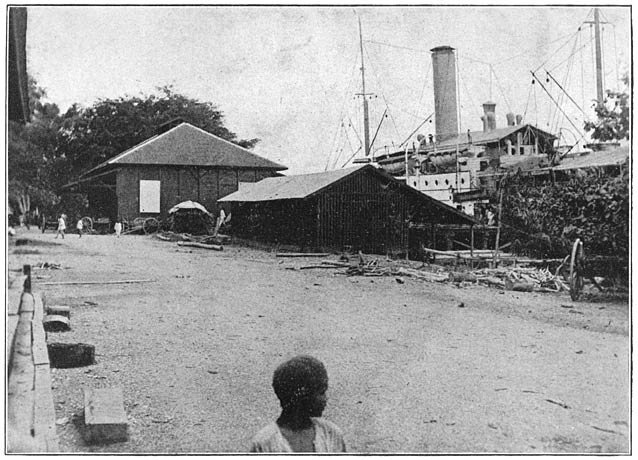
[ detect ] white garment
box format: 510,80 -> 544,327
57,217 -> 66,231
250,418 -> 345,453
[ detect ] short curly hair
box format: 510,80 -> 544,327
272,355 -> 328,409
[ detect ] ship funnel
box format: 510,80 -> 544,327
516,114 -> 523,125
482,101 -> 496,132
506,112 -> 515,126
431,46 -> 458,142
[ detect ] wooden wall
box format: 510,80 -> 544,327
115,166 -> 276,220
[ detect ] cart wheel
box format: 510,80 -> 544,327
143,217 -> 160,234
80,216 -> 93,233
569,238 -> 585,301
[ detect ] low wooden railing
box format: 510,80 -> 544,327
7,265 -> 59,452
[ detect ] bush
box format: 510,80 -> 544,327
497,169 -> 629,259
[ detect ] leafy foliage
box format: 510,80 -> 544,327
57,86 -> 260,181
584,74 -> 629,142
8,82 -> 260,222
498,170 -> 629,260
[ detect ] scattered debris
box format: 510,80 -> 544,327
395,277 -> 405,284
177,241 -> 223,251
457,302 -> 465,308
55,417 -> 69,426
84,301 -> 98,306
34,262 -> 62,270
591,426 -> 622,435
545,399 -> 570,409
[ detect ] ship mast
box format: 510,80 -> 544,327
357,17 -> 371,157
585,8 -> 607,108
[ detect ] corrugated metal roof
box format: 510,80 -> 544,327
81,122 -> 286,179
220,166 -> 365,202
221,164 -> 478,225
551,145 -> 629,171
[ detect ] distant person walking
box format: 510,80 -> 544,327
55,214 -> 66,239
114,217 -> 123,238
76,217 -> 84,238
250,355 -> 346,453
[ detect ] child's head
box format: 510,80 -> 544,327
272,355 -> 328,417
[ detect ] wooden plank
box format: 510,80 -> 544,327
83,388 -> 129,444
33,365 -> 58,452
6,315 -> 19,370
176,241 -> 223,251
40,279 -> 153,286
275,252 -> 330,258
32,324 -> 49,367
7,313 -> 35,453
45,305 -> 71,318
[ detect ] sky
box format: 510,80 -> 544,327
26,5 -> 631,175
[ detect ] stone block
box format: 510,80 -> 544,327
83,388 -> 128,444
45,305 -> 71,318
47,343 -> 94,368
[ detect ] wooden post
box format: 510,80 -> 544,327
492,187 -> 504,268
22,265 -> 31,293
470,225 -> 475,269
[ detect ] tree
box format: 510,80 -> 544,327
584,74 -> 629,142
8,78 -> 65,224
57,86 -> 260,180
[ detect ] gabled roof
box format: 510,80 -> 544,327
220,164 -> 478,225
220,166 -> 365,202
80,122 -> 286,180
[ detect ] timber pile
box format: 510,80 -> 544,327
302,253 -> 567,293
156,231 -> 229,247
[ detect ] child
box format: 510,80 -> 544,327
76,217 -> 84,238
55,214 -> 66,239
114,216 -> 122,238
250,355 -> 346,453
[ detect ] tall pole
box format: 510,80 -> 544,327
358,17 -> 371,157
594,8 -> 604,108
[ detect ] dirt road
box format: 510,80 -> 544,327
9,229 -> 630,453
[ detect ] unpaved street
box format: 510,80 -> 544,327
9,230 -> 630,453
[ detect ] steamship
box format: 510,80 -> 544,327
369,46 -> 557,218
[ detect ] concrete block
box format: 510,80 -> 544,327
43,315 -> 70,333
83,388 -> 129,444
47,343 -> 94,368
45,305 -> 71,319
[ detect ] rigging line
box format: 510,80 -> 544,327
399,113 -> 434,148
533,80 -> 538,126
415,59 -> 432,124
340,146 -> 363,169
496,30 -> 581,65
579,28 -> 585,114
458,68 -> 481,121
346,115 -> 363,146
531,70 -> 584,138
364,39 -> 429,53
384,101 -> 430,120
325,49 -> 362,170
612,24 -> 620,90
456,51 -> 462,133
590,24 -> 595,89
546,69 -> 587,118
601,25 -> 606,95
523,82 -> 532,120
491,67 -> 513,113
369,108 -> 388,153
546,33 -> 594,74
330,123 -> 350,170
363,43 -> 401,140
533,30 -> 581,73
551,35 -> 578,133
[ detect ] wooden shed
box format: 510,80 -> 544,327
219,165 -> 477,255
75,121 -> 287,222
